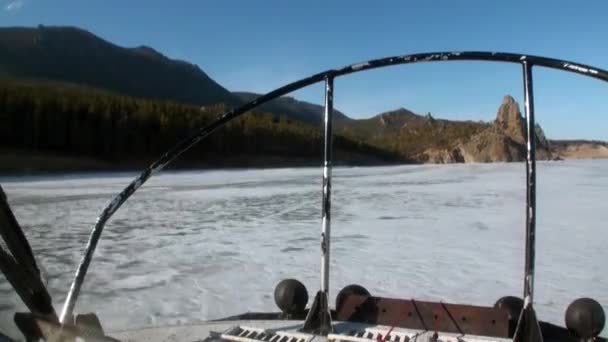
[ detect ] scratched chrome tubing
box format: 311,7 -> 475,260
522,60 -> 537,305
320,76 -> 334,295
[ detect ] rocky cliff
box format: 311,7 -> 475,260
417,96 -> 553,163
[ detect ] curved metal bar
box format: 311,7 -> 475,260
60,51 -> 608,323
329,52 -> 608,82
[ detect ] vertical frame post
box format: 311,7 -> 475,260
303,76 -> 334,335
522,60 -> 537,305
512,59 -> 544,342
321,76 -> 334,295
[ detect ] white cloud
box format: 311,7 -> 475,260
4,0 -> 25,12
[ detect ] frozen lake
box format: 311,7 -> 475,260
1,160 -> 607,339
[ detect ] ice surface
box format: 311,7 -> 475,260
0,161 -> 607,339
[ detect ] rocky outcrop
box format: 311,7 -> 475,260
417,96 -> 553,163
458,127 -> 526,162
495,96 -> 526,145
418,148 -> 464,164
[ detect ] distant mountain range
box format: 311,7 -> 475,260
0,25 -> 604,167
0,25 -> 238,106
233,91 -> 352,125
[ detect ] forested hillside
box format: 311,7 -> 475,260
0,81 -> 401,172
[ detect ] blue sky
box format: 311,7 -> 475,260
1,0 -> 607,139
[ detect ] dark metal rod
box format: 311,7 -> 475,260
440,302 -> 464,336
522,60 -> 537,305
411,299 -> 428,331
302,76 -> 335,335
331,52 -> 608,83
59,51 -> 607,322
321,76 -> 334,295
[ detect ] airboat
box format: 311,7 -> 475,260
1,52 -> 607,342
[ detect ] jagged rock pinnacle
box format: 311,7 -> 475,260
495,95 -> 526,145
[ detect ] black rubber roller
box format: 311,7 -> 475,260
565,297 -> 605,339
336,284 -> 370,311
274,279 -> 308,315
494,296 -> 524,321
494,296 -> 524,337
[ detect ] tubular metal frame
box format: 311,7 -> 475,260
522,61 -> 537,305
59,52 -> 608,327
320,76 -> 334,296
